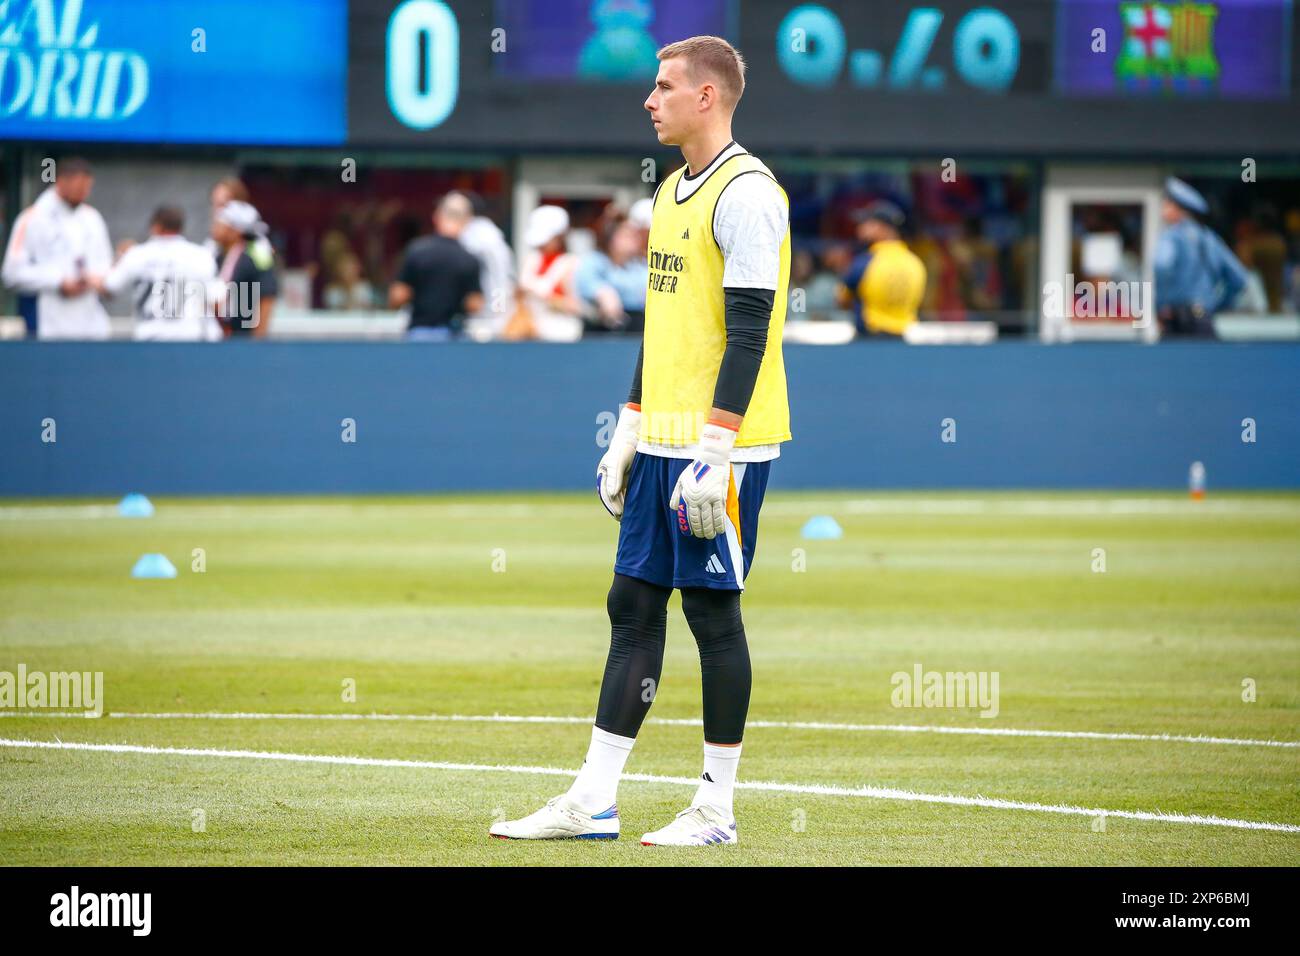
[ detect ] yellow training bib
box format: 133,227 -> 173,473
640,153 -> 791,448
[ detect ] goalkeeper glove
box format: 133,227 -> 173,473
596,403 -> 641,521
669,420 -> 737,540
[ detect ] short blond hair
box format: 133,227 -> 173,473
656,35 -> 746,107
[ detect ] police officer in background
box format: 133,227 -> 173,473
1154,177 -> 1246,340
839,200 -> 927,339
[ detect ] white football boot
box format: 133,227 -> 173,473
489,795 -> 620,840
640,804 -> 738,846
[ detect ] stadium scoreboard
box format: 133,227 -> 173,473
1,0 -> 1297,154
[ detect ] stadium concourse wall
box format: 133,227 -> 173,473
1,342 -> 1297,496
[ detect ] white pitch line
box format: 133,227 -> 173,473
3,498 -> 1297,522
2,736 -> 1296,834
763,498 -> 1300,517
1,710 -> 1296,749
0,505 -> 120,520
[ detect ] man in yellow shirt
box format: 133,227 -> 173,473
841,201 -> 927,337
492,36 -> 790,848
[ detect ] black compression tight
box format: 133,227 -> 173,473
594,574 -> 670,738
681,586 -> 751,745
594,574 -> 751,746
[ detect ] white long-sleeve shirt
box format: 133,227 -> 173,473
460,215 -> 516,326
102,234 -> 223,342
2,187 -> 113,340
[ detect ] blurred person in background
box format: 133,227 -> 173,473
317,209 -> 361,307
1285,207 -> 1300,260
388,192 -> 483,341
791,247 -> 849,321
513,204 -> 583,341
1070,209 -> 1142,322
315,202 -> 400,313
322,252 -> 375,310
206,177 -> 276,266
210,176 -> 249,212
1233,208 -> 1287,314
839,200 -> 926,338
211,200 -> 278,338
575,216 -> 647,333
1154,178 -> 1246,339
628,197 -> 653,250
910,227 -> 963,322
207,175 -> 282,305
787,249 -> 817,322
950,217 -> 1002,320
2,157 -> 112,340
816,244 -> 857,319
1287,207 -> 1300,313
93,205 -> 221,342
456,190 -> 516,339
1228,218 -> 1270,315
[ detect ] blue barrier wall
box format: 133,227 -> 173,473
1,341 -> 1297,495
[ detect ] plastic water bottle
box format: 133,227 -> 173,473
1189,461 -> 1206,500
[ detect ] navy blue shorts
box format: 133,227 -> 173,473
613,453 -> 771,591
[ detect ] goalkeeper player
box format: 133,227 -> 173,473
491,35 -> 790,847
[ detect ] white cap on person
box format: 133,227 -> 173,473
524,205 -> 569,248
629,198 -> 653,231
216,200 -> 268,236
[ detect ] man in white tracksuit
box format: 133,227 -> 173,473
1,158 -> 113,340
95,206 -> 222,342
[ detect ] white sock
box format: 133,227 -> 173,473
566,726 -> 635,813
693,742 -> 742,816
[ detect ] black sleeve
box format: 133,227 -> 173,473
462,252 -> 482,296
397,247 -> 417,286
711,286 -> 773,416
627,341 -> 644,406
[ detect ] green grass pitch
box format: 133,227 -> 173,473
1,492 -> 1297,866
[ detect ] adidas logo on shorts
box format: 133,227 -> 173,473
705,554 -> 726,574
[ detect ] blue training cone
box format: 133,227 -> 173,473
131,553 -> 177,579
118,494 -> 155,518
801,515 -> 843,540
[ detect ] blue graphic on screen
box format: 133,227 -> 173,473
775,3 -> 1020,92
0,0 -> 347,145
580,0 -> 660,80
495,0 -> 730,81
